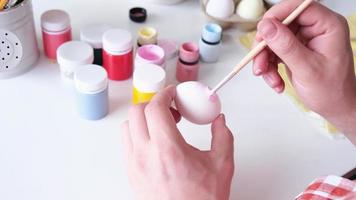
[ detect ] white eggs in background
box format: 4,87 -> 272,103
237,0 -> 266,20
264,0 -> 284,6
175,81 -> 221,125
206,0 -> 235,19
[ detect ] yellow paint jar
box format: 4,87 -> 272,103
137,27 -> 158,46
132,64 -> 166,104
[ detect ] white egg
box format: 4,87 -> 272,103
206,0 -> 235,19
175,81 -> 221,125
264,0 -> 283,5
237,0 -> 266,20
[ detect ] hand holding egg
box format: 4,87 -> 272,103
174,81 -> 221,125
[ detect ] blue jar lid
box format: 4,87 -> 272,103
202,23 -> 222,43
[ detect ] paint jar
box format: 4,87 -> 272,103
74,64 -> 109,120
57,41 -> 94,82
80,24 -> 112,66
176,42 -> 200,82
41,9 -> 72,60
137,27 -> 158,47
199,23 -> 222,63
135,44 -> 165,70
103,29 -> 133,81
132,63 -> 166,104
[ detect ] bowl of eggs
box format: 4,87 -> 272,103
201,0 -> 282,30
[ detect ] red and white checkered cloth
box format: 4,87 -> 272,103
295,175 -> 356,200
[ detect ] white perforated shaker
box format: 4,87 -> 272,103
0,0 -> 39,79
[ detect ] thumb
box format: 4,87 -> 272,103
257,18 -> 313,75
211,114 -> 234,159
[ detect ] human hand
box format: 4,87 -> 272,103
253,0 -> 356,143
121,86 -> 234,200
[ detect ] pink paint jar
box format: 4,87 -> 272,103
102,29 -> 134,81
176,42 -> 200,82
41,10 -> 72,60
135,44 -> 165,70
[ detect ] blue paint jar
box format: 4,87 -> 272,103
199,23 -> 222,63
74,64 -> 109,120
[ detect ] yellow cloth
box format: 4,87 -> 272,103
239,14 -> 356,136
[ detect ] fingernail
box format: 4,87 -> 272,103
258,19 -> 277,40
166,85 -> 176,95
255,68 -> 263,75
274,85 -> 284,93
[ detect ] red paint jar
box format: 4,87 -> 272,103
176,42 -> 200,82
41,10 -> 72,60
103,29 -> 133,81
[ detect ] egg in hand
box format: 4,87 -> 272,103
175,81 -> 221,125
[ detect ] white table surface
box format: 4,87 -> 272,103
1,0 -> 355,200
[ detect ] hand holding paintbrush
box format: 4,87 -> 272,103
211,0 -> 314,94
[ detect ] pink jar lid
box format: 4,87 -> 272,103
179,42 -> 199,63
158,39 -> 178,60
103,29 -> 133,54
41,10 -> 71,32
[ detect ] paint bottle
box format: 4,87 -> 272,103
102,29 -> 133,81
176,42 -> 200,82
57,41 -> 94,82
137,27 -> 158,47
74,64 -> 109,120
199,23 -> 222,63
41,9 -> 72,60
135,44 -> 165,69
80,24 -> 112,66
132,64 -> 166,104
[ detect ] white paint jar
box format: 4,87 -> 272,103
57,41 -> 94,82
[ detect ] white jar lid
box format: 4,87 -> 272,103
41,10 -> 71,32
57,41 -> 94,72
74,65 -> 108,94
133,64 -> 166,93
80,24 -> 112,49
103,29 -> 133,53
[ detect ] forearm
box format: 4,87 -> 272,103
330,110 -> 356,145
326,89 -> 356,145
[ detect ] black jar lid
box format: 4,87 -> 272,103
129,7 -> 147,23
